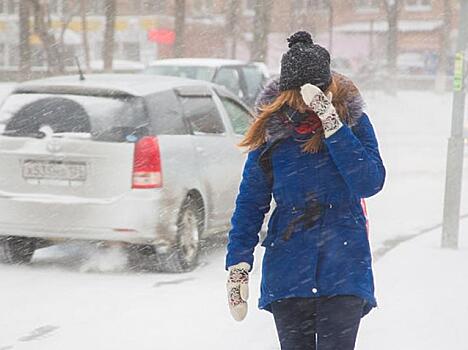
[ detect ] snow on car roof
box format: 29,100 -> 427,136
13,74 -> 209,97
147,58 -> 249,68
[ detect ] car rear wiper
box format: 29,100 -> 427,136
2,131 -> 92,140
1,130 -> 46,139
51,132 -> 92,139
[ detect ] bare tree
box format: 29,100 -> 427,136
251,0 -> 272,62
382,0 -> 401,92
27,0 -> 63,75
103,0 -> 117,72
57,2 -> 81,71
226,0 -> 241,59
325,0 -> 334,54
289,1 -> 301,33
19,1 -> 31,81
174,0 -> 186,58
80,0 -> 91,72
369,19 -> 376,62
435,0 -> 453,90
26,0 -> 81,75
289,0 -> 310,34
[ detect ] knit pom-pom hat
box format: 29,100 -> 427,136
279,31 -> 332,92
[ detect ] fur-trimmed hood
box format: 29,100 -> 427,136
255,72 -> 365,144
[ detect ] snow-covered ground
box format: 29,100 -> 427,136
358,220 -> 468,350
364,90 -> 468,251
0,86 -> 467,349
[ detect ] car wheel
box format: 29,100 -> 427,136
157,196 -> 202,273
0,236 -> 36,264
127,196 -> 202,273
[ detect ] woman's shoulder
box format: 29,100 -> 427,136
353,112 -> 373,128
349,112 -> 381,142
246,144 -> 270,160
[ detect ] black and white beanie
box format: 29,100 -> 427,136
279,31 -> 332,92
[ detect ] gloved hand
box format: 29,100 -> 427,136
300,83 -> 343,138
226,262 -> 250,321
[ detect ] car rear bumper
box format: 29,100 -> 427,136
0,190 -> 180,246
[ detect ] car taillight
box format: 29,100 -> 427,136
132,136 -> 162,189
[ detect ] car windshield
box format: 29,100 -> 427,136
0,93 -> 149,142
143,65 -> 216,81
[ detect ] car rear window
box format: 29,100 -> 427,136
145,90 -> 187,135
0,93 -> 149,142
181,96 -> 225,134
143,65 -> 215,81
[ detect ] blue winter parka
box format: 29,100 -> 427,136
225,75 -> 386,316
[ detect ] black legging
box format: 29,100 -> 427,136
271,296 -> 364,350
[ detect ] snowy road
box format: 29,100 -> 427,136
0,87 -> 467,349
0,238 -> 278,350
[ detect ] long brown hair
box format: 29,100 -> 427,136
239,77 -> 349,153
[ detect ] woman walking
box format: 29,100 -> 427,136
226,31 -> 385,350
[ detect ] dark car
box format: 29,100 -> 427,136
142,58 -> 270,108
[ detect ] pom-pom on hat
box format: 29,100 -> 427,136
279,31 -> 332,92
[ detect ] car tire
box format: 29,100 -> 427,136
0,236 -> 36,264
127,196 -> 202,273
158,197 -> 202,273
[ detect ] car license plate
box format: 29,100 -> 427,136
22,160 -> 87,182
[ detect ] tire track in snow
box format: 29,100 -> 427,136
374,213 -> 468,261
0,325 -> 59,350
153,277 -> 195,288
18,325 -> 59,342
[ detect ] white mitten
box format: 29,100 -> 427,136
226,262 -> 250,321
300,83 -> 343,138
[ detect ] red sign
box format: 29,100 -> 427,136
148,29 -> 176,45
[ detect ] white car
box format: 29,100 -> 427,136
0,74 -> 253,272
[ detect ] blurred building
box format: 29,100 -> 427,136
0,0 -> 460,77
0,0 -> 229,74
267,0 -> 459,74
